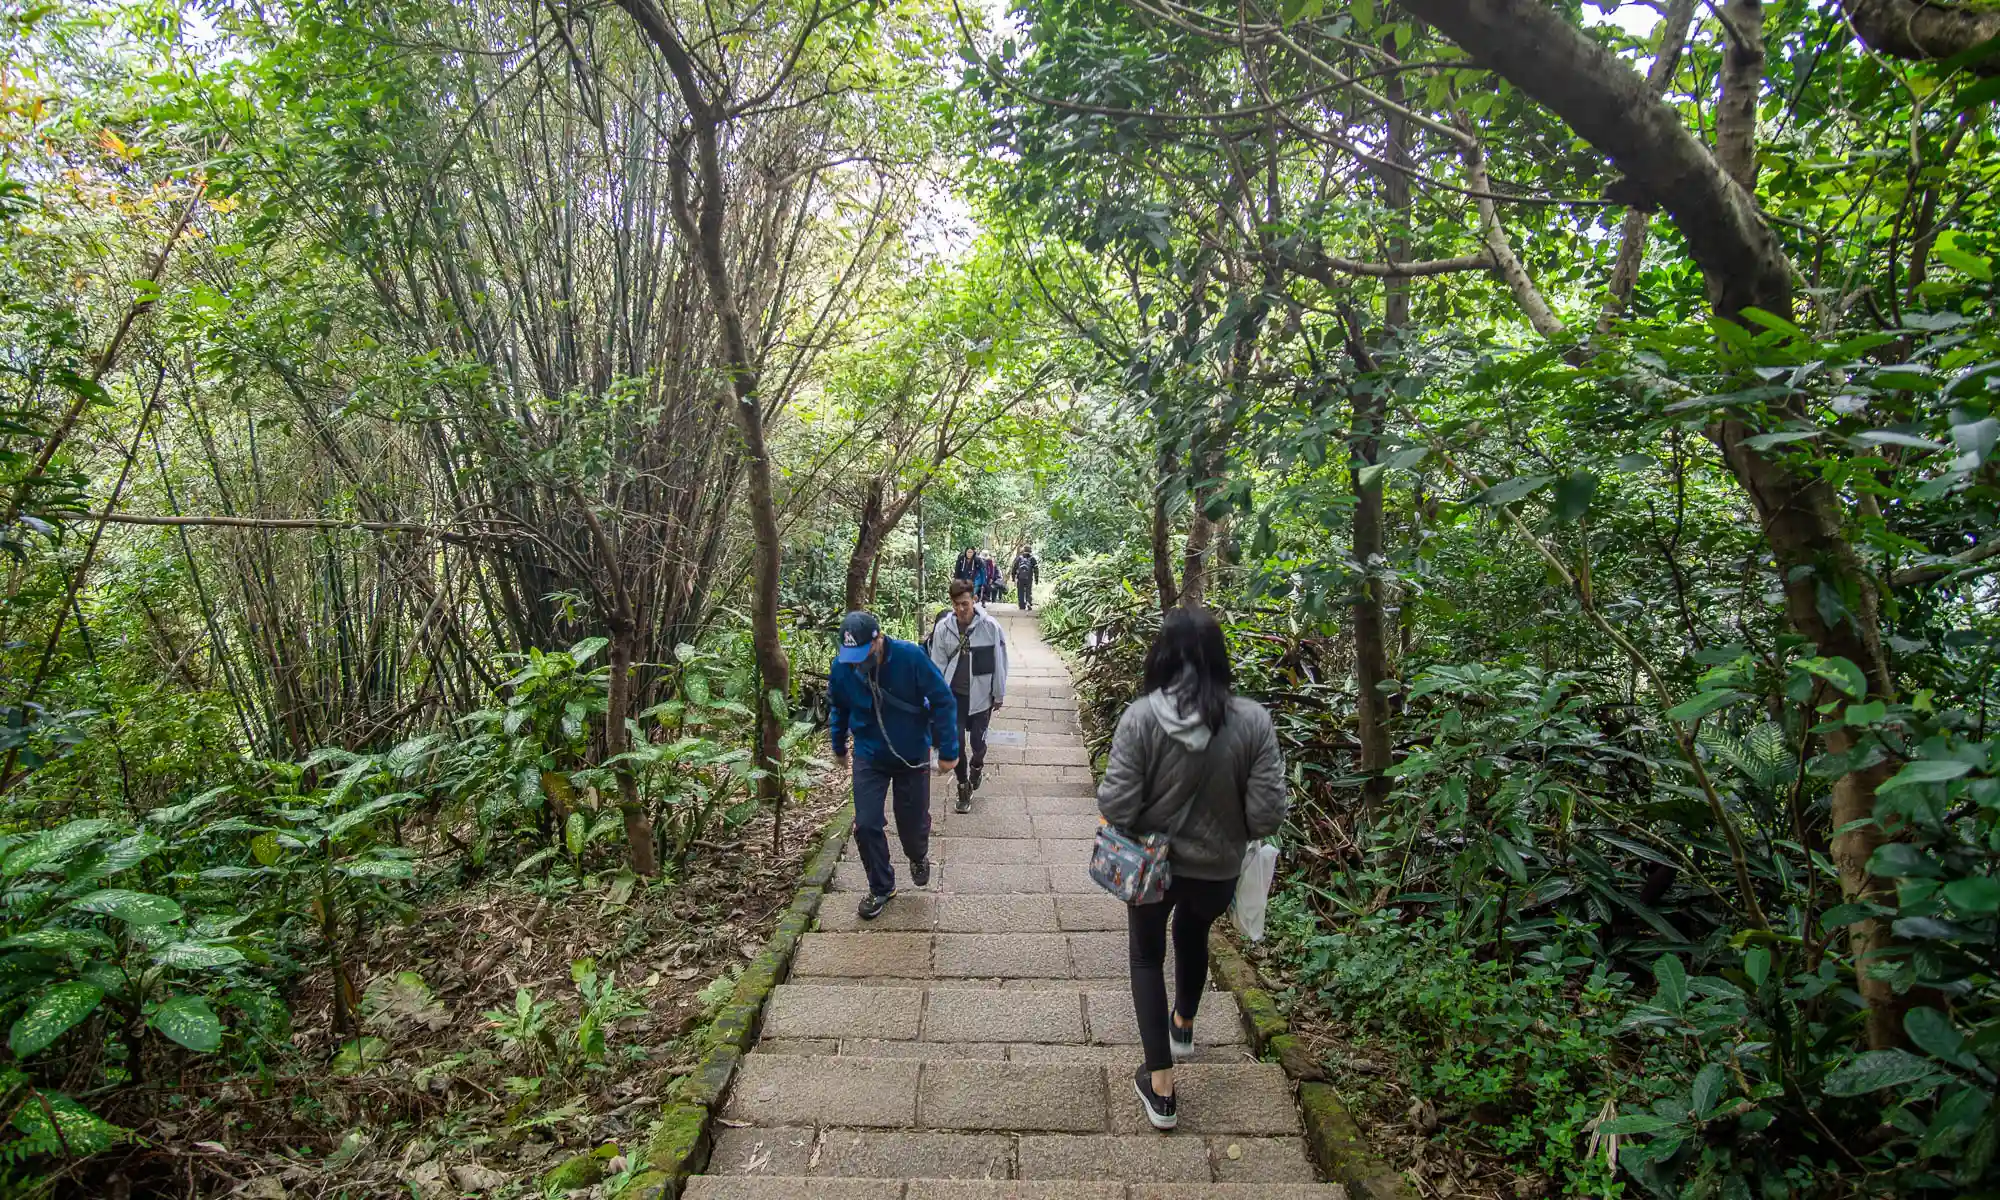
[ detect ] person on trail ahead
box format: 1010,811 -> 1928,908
953,549 -> 976,584
1011,546 -> 1040,611
926,579 -> 1008,814
829,610 -> 960,921
970,552 -> 992,602
1097,605 -> 1286,1132
981,551 -> 1002,603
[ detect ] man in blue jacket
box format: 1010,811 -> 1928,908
830,610 -> 960,920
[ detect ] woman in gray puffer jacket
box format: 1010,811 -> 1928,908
1097,606 -> 1286,1131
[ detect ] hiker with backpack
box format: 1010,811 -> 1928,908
925,580 -> 1008,813
1094,606 -> 1286,1131
829,610 -> 960,920
953,548 -> 977,585
1011,546 -> 1040,610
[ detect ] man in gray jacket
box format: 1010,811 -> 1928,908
926,580 -> 1008,812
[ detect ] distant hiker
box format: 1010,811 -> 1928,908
829,610 -> 960,920
953,549 -> 976,584
1011,546 -> 1040,611
971,552 -> 992,602
926,580 -> 1009,813
1097,606 -> 1286,1130
981,551 -> 1002,603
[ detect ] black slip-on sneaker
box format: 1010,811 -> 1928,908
954,779 -> 973,814
1133,1064 -> 1177,1131
857,890 -> 896,921
1169,1016 -> 1196,1062
970,766 -> 984,793
911,857 -> 931,888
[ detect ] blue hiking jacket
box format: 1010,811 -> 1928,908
829,637 -> 961,768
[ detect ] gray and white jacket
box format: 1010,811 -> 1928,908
1096,690 -> 1287,881
926,608 -> 1009,717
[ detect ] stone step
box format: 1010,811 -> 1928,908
829,860 -> 1101,894
791,932 -> 1159,980
705,1129 -> 1317,1183
763,984 -> 1242,1047
756,1040 -> 1252,1066
686,1178 -> 1346,1199
720,1057 -> 1300,1136
815,892 -> 1125,934
838,835 -> 1095,867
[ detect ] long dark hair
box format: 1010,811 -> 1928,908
1141,606 -> 1232,734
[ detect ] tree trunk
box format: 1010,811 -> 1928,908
1715,0 -> 1765,194
618,0 -> 792,809
1347,59 -> 1409,816
1840,0 -> 2000,69
607,629 -> 660,876
845,478 -> 887,612
1399,0 -> 1904,1048
1152,408 -> 1182,612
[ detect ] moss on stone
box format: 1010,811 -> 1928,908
1299,1082 -> 1415,1200
641,1099 -> 712,1187
1266,1032 -> 1327,1081
674,1043 -> 742,1107
610,1169 -> 669,1200
543,1142 -> 621,1192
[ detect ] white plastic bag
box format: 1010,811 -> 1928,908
1232,842 -> 1279,942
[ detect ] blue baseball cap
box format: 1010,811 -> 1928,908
836,611 -> 881,664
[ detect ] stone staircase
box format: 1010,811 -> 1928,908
686,608 -> 1346,1200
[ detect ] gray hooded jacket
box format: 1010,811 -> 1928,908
1096,688 -> 1287,881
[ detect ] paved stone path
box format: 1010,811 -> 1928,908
688,607 -> 1345,1200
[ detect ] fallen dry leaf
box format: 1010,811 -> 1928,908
450,1162 -> 509,1192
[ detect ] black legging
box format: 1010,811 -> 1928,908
1127,874 -> 1238,1072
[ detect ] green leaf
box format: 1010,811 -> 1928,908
1844,700 -> 1887,725
1551,471 -> 1597,523
1472,474 -> 1552,507
1905,1007 -> 1979,1070
1943,876 -> 2000,914
336,857 -> 415,880
1601,1112 -> 1683,1135
1798,656 -> 1867,700
567,636 -> 610,664
0,928 -> 113,955
1666,690 -> 1744,723
70,888 -> 183,925
1822,1049 -> 1936,1096
1691,1063 -> 1726,1117
1853,429 -> 1948,451
1743,430 -> 1820,451
2,819 -> 118,877
9,982 -> 105,1056
1743,947 -> 1769,988
1879,759 -> 1973,792
1955,74 -> 2000,113
565,811 -> 587,858
332,1035 -> 389,1075
1653,954 -> 1687,1011
149,995 -> 222,1052
155,942 -> 246,970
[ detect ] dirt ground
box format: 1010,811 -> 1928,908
63,780 -> 848,1200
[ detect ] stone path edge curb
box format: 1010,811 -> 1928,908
1206,928 -> 1413,1200
612,800 -> 858,1199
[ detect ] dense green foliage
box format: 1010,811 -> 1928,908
6,0 -> 1999,1192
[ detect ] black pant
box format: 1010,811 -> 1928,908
954,699 -> 989,785
1016,579 -> 1033,608
852,756 -> 931,896
1127,874 -> 1238,1071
